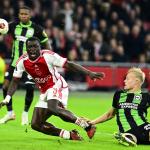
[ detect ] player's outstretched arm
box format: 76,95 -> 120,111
89,107 -> 116,125
0,77 -> 20,109
64,61 -> 105,80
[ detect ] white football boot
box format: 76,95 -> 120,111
0,112 -> 16,124
21,111 -> 29,125
114,132 -> 137,147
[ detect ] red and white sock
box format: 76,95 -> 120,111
59,129 -> 70,139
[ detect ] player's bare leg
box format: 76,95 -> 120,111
2,79 -> 12,111
31,107 -> 82,140
22,83 -> 34,125
0,79 -> 15,124
47,99 -> 96,139
47,99 -> 77,122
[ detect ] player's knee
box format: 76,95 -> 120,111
26,84 -> 34,92
47,99 -> 61,115
31,121 -> 40,131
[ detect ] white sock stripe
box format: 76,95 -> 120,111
59,130 -> 65,137
59,130 -> 70,139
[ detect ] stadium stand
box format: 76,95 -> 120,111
0,0 -> 150,89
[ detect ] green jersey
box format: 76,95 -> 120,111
0,57 -> 5,84
9,20 -> 48,67
112,90 -> 150,132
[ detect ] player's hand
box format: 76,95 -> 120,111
0,100 -> 8,109
88,120 -> 95,125
89,72 -> 105,80
80,116 -> 91,122
80,117 -> 93,125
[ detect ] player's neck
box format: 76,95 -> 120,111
127,87 -> 141,93
20,21 -> 31,27
28,53 -> 41,62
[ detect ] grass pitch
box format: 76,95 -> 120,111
0,90 -> 150,150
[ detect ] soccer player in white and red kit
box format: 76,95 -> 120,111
0,37 -> 105,140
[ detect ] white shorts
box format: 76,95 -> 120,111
35,77 -> 69,109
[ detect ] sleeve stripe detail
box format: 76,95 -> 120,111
40,38 -> 48,43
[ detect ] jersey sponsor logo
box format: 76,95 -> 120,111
119,103 -> 138,109
34,75 -> 51,83
16,35 -> 28,42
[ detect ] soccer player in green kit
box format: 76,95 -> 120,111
90,68 -> 150,146
0,6 -> 51,125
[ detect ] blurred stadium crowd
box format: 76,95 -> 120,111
0,0 -> 150,63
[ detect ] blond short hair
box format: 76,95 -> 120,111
128,67 -> 145,84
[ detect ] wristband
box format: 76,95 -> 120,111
3,95 -> 11,103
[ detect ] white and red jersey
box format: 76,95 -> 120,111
13,50 -> 68,93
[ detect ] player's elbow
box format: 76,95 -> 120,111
107,112 -> 115,120
109,115 -> 115,120
64,61 -> 74,70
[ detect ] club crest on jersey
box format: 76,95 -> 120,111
134,95 -> 142,101
34,64 -> 42,76
27,29 -> 34,36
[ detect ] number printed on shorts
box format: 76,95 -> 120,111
52,87 -> 62,99
53,88 -> 57,97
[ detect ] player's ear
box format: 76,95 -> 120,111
136,78 -> 140,84
29,15 -> 31,20
30,11 -> 33,18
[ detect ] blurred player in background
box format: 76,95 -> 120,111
0,37 -> 105,140
90,68 -> 150,146
0,6 -> 51,125
0,56 -> 6,87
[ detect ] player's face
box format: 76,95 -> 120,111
124,72 -> 139,90
19,9 -> 31,24
27,40 -> 41,61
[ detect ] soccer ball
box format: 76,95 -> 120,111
0,18 -> 9,34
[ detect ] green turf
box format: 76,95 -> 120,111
0,90 -> 150,150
